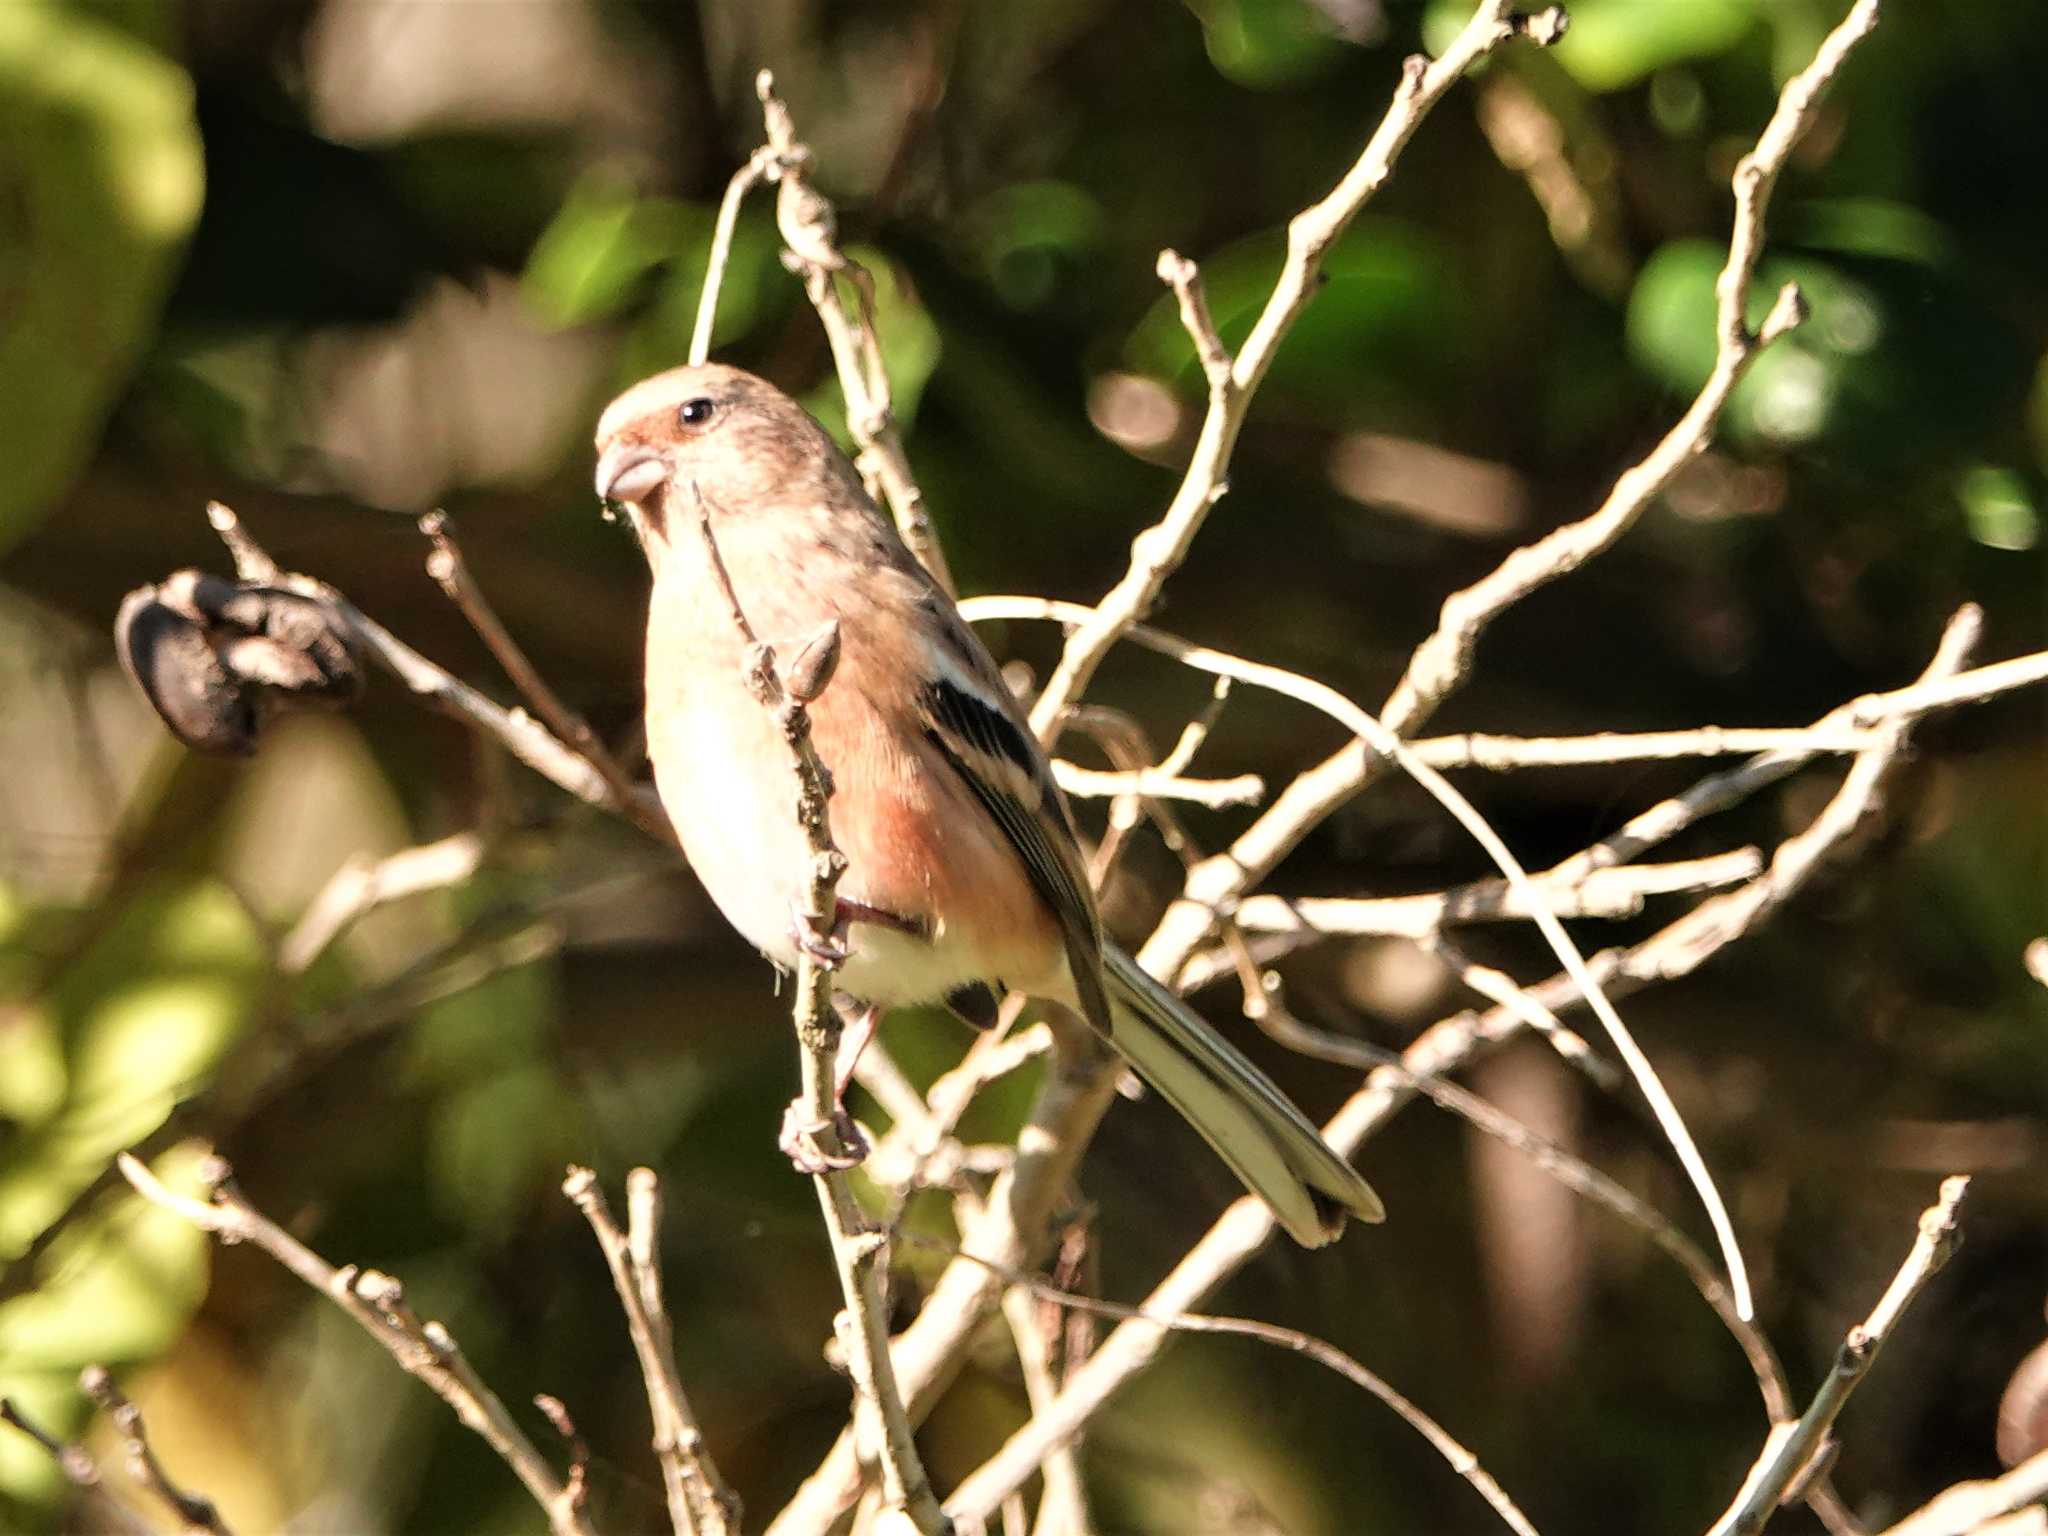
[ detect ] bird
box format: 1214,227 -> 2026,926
594,362 -> 1383,1246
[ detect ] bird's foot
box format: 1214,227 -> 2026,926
788,904 -> 850,970
778,1099 -> 869,1173
788,899 -> 926,971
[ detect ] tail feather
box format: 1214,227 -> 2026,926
1100,944 -> 1385,1246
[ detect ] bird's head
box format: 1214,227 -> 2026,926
594,363 -> 846,556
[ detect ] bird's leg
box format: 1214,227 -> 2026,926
777,1000 -> 881,1175
786,898 -> 926,971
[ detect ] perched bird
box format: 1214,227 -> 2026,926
595,363 -> 1383,1246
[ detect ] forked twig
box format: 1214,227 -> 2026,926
564,1165 -> 737,1535
1708,1178 -> 1971,1536
116,1153 -> 596,1536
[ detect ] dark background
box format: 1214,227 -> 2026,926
1,0 -> 2044,1530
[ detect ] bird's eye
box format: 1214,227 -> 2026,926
677,397 -> 716,428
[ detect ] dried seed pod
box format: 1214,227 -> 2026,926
114,570 -> 364,754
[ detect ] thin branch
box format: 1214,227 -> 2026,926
985,597 -> 1763,1318
277,831 -> 485,976
564,1166 -> 738,1536
1027,2 -> 1568,736
532,1395 -> 591,1528
1242,1004 -> 1859,1533
1,1396 -> 107,1495
1707,1177 -> 1971,1536
926,1241 -> 1541,1536
751,71 -> 956,596
766,1042 -> 1121,1536
201,501 -> 675,845
1418,931 -> 1612,1086
1048,761 -> 1264,808
419,511 -> 643,817
966,598 -> 2048,813
1130,0 -> 1884,1011
1380,0 -> 1877,732
762,613 -> 2001,1536
688,489 -> 949,1534
691,146 -> 777,366
1406,725 -> 1885,769
81,1366 -> 234,1536
999,1286 -> 1091,1536
1224,851 -> 1764,940
1878,1446 -> 2048,1536
116,1153 -> 596,1536
937,607 -> 1970,1519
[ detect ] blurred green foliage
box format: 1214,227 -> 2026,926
0,0 -> 2043,1531
0,0 -> 202,556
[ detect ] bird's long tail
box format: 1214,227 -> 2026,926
1100,943 -> 1384,1246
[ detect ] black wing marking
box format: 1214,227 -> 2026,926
918,670 -> 1111,1032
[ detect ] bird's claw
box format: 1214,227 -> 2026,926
778,1100 -> 868,1173
789,904 -> 850,970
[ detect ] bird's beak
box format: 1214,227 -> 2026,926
595,443 -> 667,508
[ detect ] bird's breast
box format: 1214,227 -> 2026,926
642,556 -> 1061,1008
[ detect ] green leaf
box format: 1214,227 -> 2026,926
0,2 -> 203,555
524,177 -> 707,327
1428,0 -> 1764,93
1958,465 -> 2038,552
1193,0 -> 1349,89
0,1146 -> 213,1506
1548,0 -> 1762,92
1127,218 -> 1465,421
0,879 -> 262,1254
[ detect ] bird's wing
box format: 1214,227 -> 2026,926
913,599 -> 1112,1032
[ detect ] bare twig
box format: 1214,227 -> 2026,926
277,831 -> 485,976
1243,1007 -> 1858,1533
81,1366 -> 234,1536
200,502 -> 674,844
1027,2 -> 1568,736
751,72 -> 955,596
927,1241 -> 1541,1536
564,1166 -> 737,1536
1708,1178 -> 1971,1536
967,597 -> 2048,829
692,145 -> 778,366
419,511 -> 643,816
0,1395 -> 155,1535
1133,0 -> 1885,1017
979,596 -> 1762,1318
1048,761 -> 1264,808
116,1153 -> 596,1536
1405,725 -> 1885,769
689,489 -> 949,1534
999,1286 -> 1091,1536
532,1395 -> 591,1526
1379,0 -> 1877,733
1419,931 -> 1611,1085
938,606 -> 1971,1520
1222,851 -> 1764,940
1,1396 -> 105,1493
767,1042 -> 1120,1536
1878,1447 -> 2048,1536
1165,849 -> 1762,995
